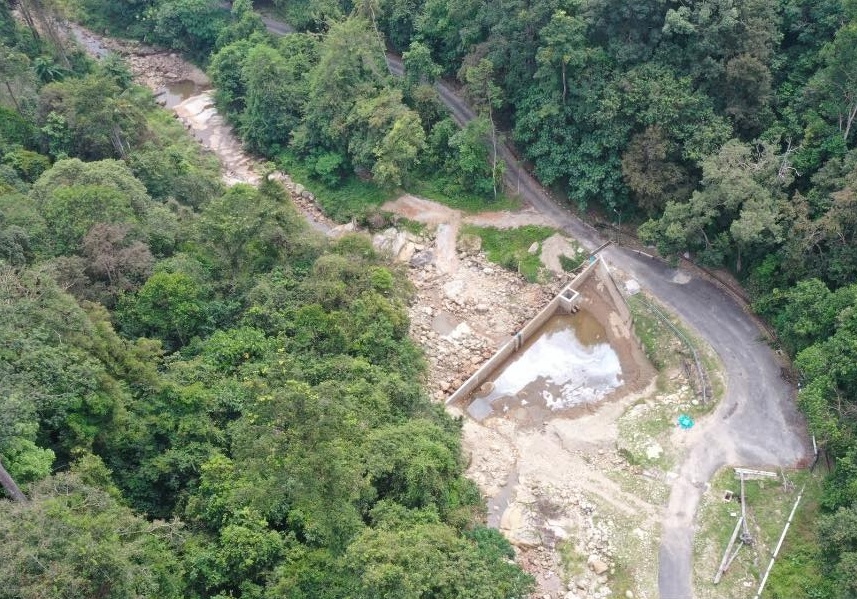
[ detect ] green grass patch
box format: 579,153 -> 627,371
764,484 -> 832,599
390,216 -> 428,236
627,295 -> 675,371
693,468 -> 825,599
627,293 -> 724,409
557,539 -> 586,581
407,175 -> 521,213
618,292 -> 727,470
276,154 -> 518,222
461,224 -> 556,282
559,252 -> 586,272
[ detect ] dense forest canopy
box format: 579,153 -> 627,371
3,0 -> 857,596
0,2 -> 534,597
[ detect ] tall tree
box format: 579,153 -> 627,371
808,22 -> 857,145
461,58 -> 503,198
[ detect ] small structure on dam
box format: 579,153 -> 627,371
449,256 -> 653,426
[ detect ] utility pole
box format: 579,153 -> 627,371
613,208 -> 621,245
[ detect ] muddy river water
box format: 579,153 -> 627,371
156,80 -> 207,109
464,312 -> 623,425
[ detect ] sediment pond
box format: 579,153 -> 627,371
464,311 -> 623,424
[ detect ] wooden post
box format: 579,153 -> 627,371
714,516 -> 744,583
740,472 -> 750,539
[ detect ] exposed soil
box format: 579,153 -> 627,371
378,196 -> 675,599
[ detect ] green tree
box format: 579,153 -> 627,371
346,88 -> 426,186
240,43 -> 305,154
30,158 -> 153,255
146,0 -> 227,59
300,17 -> 387,158
535,10 -> 586,104
402,40 -> 442,90
807,21 -> 857,145
344,521 -> 534,598
640,139 -> 787,270
448,117 -> 501,197
461,58 -> 503,198
38,75 -> 147,160
195,181 -> 312,282
0,471 -> 185,599
216,0 -> 266,49
621,126 -> 692,214
123,271 -> 210,348
0,42 -> 35,114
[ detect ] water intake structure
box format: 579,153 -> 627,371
451,257 -> 652,425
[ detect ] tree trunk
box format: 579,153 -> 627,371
25,0 -> 71,69
0,458 -> 28,502
489,107 -> 498,200
110,124 -> 128,159
561,62 -> 567,104
16,0 -> 41,40
843,102 -> 857,145
4,80 -> 22,113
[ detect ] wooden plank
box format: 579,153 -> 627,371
734,468 -> 778,480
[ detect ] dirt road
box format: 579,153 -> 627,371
384,51 -> 811,599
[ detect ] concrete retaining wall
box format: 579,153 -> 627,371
446,257 -> 601,406
596,258 -> 632,328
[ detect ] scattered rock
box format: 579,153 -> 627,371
458,233 -> 482,253
398,241 -> 416,263
587,555 -> 609,575
329,222 -> 356,238
645,442 -> 663,460
625,279 -> 641,295
410,250 -> 434,268
528,241 -> 540,254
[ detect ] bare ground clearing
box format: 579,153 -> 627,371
381,198 -> 713,599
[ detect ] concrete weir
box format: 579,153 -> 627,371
446,256 -> 636,410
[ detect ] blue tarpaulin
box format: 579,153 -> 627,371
677,414 -> 695,429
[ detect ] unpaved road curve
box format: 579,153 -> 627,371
276,23 -> 812,599
387,52 -> 811,598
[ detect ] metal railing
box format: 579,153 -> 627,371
637,295 -> 709,405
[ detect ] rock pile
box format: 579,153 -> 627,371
397,228 -> 565,401
267,173 -> 338,232
507,484 -> 619,599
